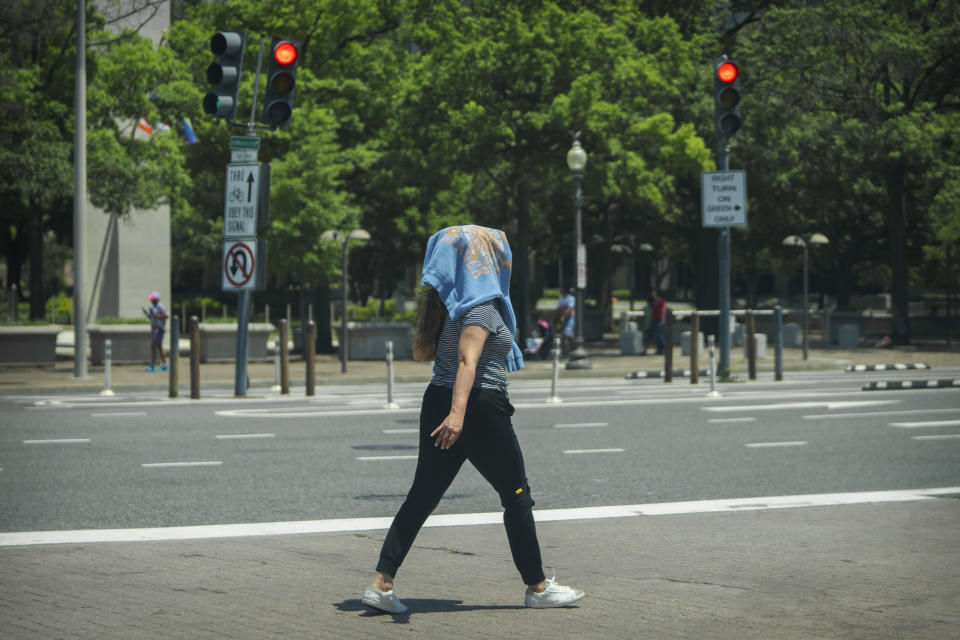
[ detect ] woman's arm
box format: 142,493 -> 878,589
430,323 -> 490,449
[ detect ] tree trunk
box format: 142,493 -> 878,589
885,159 -> 910,344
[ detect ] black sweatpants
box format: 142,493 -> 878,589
376,384 -> 546,586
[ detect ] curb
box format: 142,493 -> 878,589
846,363 -> 930,372
862,379 -> 960,391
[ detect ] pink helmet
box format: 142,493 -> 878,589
148,292 -> 160,302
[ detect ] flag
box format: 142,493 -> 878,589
137,118 -> 154,135
181,117 -> 198,144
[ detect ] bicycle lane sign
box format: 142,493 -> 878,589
222,240 -> 257,290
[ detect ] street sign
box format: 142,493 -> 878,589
702,170 -> 747,227
224,163 -> 260,236
231,149 -> 257,163
229,136 -> 260,150
576,243 -> 587,289
222,240 -> 257,290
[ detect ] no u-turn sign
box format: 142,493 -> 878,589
223,240 -> 257,290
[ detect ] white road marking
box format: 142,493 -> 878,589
804,408 -> 960,420
3,487 -> 956,547
382,428 -> 419,434
23,438 -> 91,445
554,422 -> 608,429
745,441 -> 808,448
911,434 -> 960,441
215,433 -> 275,440
356,455 -> 418,461
90,412 -> 147,417
142,461 -> 223,468
889,420 -> 960,429
709,417 -> 756,424
704,400 -> 897,413
563,448 -> 625,454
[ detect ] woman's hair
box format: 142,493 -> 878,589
414,286 -> 448,352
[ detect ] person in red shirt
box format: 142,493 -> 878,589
651,291 -> 667,355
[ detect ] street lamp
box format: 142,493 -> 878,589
322,228 -> 371,373
565,137 -> 591,370
783,232 -> 829,360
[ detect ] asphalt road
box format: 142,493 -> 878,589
2,370 -> 959,533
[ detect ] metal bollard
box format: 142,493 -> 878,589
169,316 -> 179,398
747,310 -> 757,381
775,305 -> 784,381
663,309 -> 674,383
279,319 -> 290,395
305,320 -> 316,396
271,342 -> 281,392
690,311 -> 700,385
546,340 -> 563,403
190,316 -> 200,399
100,339 -> 115,396
383,340 -> 400,409
707,334 -> 721,397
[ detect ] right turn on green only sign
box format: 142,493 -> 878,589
702,170 -> 747,227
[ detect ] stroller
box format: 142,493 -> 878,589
524,319 -> 556,360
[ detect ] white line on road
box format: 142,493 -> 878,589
142,461 -> 223,468
23,438 -> 91,445
709,417 -> 756,424
356,455 -> 418,461
704,400 -> 898,413
90,412 -> 147,418
563,448 -> 625,454
554,422 -> 608,429
911,434 -> 960,441
804,408 -> 960,420
3,486 -> 957,547
889,420 -> 960,429
215,433 -> 275,440
382,428 -> 419,434
745,441 -> 808,448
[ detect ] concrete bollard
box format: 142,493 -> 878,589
100,339 -> 115,396
546,338 -> 563,403
383,340 -> 400,409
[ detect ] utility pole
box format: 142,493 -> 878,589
73,0 -> 88,378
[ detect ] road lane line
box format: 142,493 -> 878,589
90,412 -> 147,417
554,422 -> 608,429
4,487 -> 957,547
889,420 -> 960,429
356,455 -> 418,461
142,461 -> 223,468
563,448 -> 625,454
382,429 -> 419,434
23,439 -> 91,445
911,434 -> 960,441
709,417 -> 756,424
215,433 -> 275,440
804,408 -> 960,420
745,441 -> 808,448
705,400 -> 897,413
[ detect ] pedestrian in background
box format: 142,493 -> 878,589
142,292 -> 168,372
361,225 -> 584,614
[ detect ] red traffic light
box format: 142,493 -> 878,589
717,61 -> 738,83
273,41 -> 298,66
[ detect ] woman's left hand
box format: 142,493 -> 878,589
431,414 -> 463,450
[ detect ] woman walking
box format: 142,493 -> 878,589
362,225 -> 584,614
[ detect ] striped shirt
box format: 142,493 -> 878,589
430,300 -> 512,392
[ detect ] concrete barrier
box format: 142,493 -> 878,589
337,322 -> 413,360
743,333 -> 767,359
198,323 -> 274,362
0,326 -> 62,365
681,331 -> 705,356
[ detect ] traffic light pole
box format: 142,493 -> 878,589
718,142 -> 731,375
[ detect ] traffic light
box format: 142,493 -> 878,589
260,38 -> 300,128
203,31 -> 246,120
713,57 -> 741,139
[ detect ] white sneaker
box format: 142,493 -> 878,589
524,577 -> 585,608
361,586 -> 409,614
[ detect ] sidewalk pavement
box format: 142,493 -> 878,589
3,499 -> 958,639
2,340 -> 959,395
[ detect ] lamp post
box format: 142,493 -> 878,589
322,229 -> 370,373
565,137 -> 591,370
783,232 -> 829,360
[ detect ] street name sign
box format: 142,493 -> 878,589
229,136 -> 260,150
222,240 -> 257,290
702,170 -> 747,227
224,163 -> 260,236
